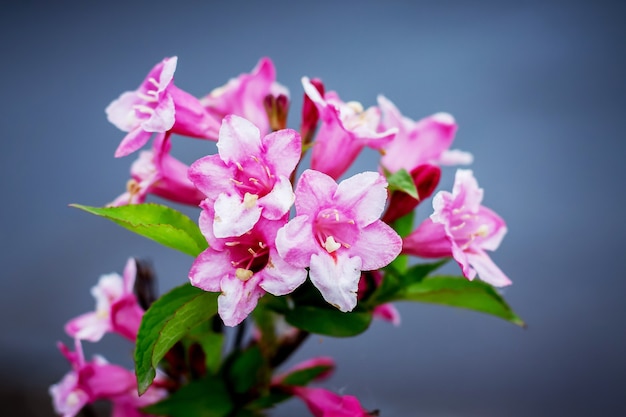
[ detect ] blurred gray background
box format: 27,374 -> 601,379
1,0 -> 625,416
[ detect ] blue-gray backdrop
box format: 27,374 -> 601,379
1,1 -> 625,416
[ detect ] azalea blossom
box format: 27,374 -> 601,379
189,203 -> 307,326
403,169 -> 511,287
65,258 -> 144,342
49,340 -> 166,417
106,56 -> 220,157
188,115 -> 300,238
377,95 -> 473,173
201,57 -> 289,136
302,77 -> 397,180
276,169 -> 402,311
109,133 -> 204,207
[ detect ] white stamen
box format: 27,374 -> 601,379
133,104 -> 155,115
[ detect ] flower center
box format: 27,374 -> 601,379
313,208 -> 358,253
226,235 -> 270,281
449,207 -> 490,250
230,156 -> 275,200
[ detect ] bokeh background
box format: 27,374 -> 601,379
2,0 -> 625,416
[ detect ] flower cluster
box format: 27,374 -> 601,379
53,56 -> 517,417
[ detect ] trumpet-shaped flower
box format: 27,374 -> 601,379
106,56 -> 220,157
377,95 -> 473,173
201,57 -> 288,136
403,169 -> 511,287
189,115 -> 300,238
50,341 -> 166,417
302,77 -> 397,180
109,133 -> 204,207
276,170 -> 402,311
189,204 -> 307,326
65,258 -> 144,342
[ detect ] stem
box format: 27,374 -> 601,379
234,318 -> 247,351
269,329 -> 310,368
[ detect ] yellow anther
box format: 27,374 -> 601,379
323,236 -> 342,253
235,268 -> 254,281
243,193 -> 258,209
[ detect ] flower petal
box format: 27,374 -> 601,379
114,127 -> 153,158
218,275 -> 265,326
258,175 -> 294,220
275,215 -> 317,268
259,249 -> 308,296
351,220 -> 402,270
189,249 -> 232,292
217,115 -> 262,164
465,250 -> 512,287
213,193 -> 262,238
294,169 -> 337,216
262,128 -> 302,178
309,252 -> 362,312
335,171 -> 388,227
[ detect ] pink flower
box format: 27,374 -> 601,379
50,341 -> 166,417
276,170 -> 402,312
291,387 -> 373,417
403,169 -> 511,287
189,115 -> 301,238
377,95 -> 473,173
106,56 -> 220,158
201,57 -> 288,136
273,357 -> 336,386
302,77 -> 397,180
189,204 -> 307,326
65,258 -> 144,342
109,133 -> 204,207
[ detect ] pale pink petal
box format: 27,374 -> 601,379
309,252 -> 362,312
168,85 -> 221,139
213,193 -> 262,238
351,220 -> 402,270
452,169 -> 483,211
49,373 -> 89,417
217,115 -> 262,164
465,250 -> 512,287
157,56 -> 177,90
189,249 -> 233,292
188,154 -> 233,200
294,169 -> 337,216
141,93 -> 175,132
477,206 -> 508,251
121,258 -> 137,294
258,249 -> 308,296
218,275 -> 265,327
64,312 -> 108,343
106,91 -> 141,132
439,149 -> 474,165
335,171 -> 388,227
262,128 -> 302,178
451,242 -> 476,280
275,215 -> 317,268
115,127 -> 153,158
257,176 -> 294,220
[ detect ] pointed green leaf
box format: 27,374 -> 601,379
394,275 -> 525,326
385,168 -> 418,199
142,374 -> 232,417
227,346 -> 265,393
134,283 -> 219,394
281,364 -> 334,386
71,203 -> 207,257
285,306 -> 372,337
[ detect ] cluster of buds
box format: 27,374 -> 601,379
52,56 -> 513,417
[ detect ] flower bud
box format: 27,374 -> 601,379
382,164 -> 441,224
300,78 -> 325,144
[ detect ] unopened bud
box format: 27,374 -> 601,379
382,164 -> 441,224
264,93 -> 290,131
300,78 -> 325,145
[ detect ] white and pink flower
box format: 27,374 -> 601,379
302,77 -> 397,180
276,169 -> 402,311
106,56 -> 220,157
189,115 -> 301,238
403,169 -> 511,287
65,258 -> 144,342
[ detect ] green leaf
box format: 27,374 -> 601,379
186,323 -> 224,374
391,211 -> 415,238
71,203 -> 207,257
142,374 -> 232,417
394,275 -> 525,326
227,346 -> 265,394
385,168 -> 418,199
135,284 -> 219,394
285,306 -> 372,337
